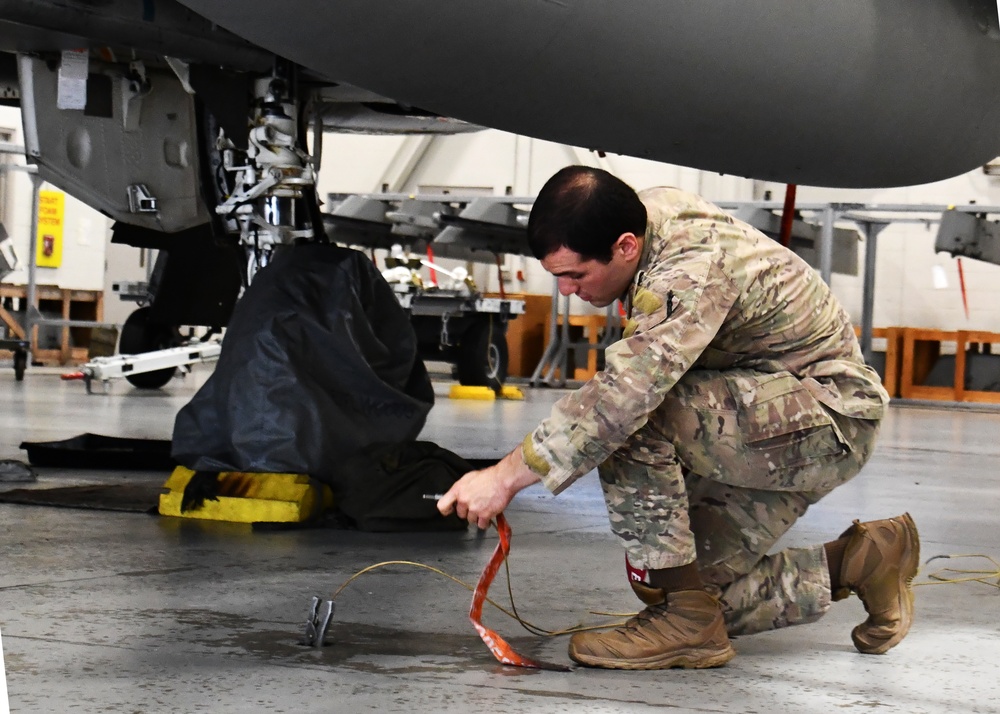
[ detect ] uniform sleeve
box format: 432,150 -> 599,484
522,221 -> 742,494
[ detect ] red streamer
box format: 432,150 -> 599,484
779,183 -> 797,248
957,257 -> 970,320
469,514 -> 570,671
426,245 -> 438,287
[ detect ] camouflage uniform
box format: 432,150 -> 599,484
521,187 -> 889,635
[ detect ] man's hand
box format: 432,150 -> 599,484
437,446 -> 541,529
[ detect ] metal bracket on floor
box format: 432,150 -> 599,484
72,341 -> 222,393
302,596 -> 335,648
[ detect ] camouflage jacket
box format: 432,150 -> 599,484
522,187 -> 889,495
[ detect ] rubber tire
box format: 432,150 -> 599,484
456,319 -> 508,389
118,307 -> 179,389
13,349 -> 26,381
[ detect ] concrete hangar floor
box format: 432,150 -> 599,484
0,365 -> 998,714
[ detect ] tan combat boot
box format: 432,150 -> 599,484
568,589 -> 736,670
835,512 -> 920,654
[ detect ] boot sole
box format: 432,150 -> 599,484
853,511 -> 920,655
569,643 -> 736,670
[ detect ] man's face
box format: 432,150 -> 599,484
540,235 -> 640,307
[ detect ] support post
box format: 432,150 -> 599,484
530,277 -> 563,386
819,204 -> 835,285
25,171 -> 43,358
553,295 -> 571,386
859,221 -> 886,366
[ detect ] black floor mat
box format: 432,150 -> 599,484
0,483 -> 161,513
19,434 -> 176,471
6,433 -> 499,518
18,434 -> 496,474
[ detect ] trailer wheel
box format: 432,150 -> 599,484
13,349 -> 26,381
118,307 -> 180,389
456,319 -> 508,390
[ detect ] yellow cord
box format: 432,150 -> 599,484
329,551 -> 1000,648
331,549 -> 999,641
913,554 -> 1000,590
330,557 -> 627,638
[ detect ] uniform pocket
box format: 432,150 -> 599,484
728,372 -> 843,445
724,372 -> 851,491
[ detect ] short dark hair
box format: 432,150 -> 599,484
527,166 -> 647,263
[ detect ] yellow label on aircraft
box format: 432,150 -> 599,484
36,190 -> 65,268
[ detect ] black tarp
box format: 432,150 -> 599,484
329,441 -> 472,532
172,244 -> 435,480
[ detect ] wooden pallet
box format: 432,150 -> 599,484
855,326 -> 903,398
899,327 -> 1000,404
0,284 -> 104,366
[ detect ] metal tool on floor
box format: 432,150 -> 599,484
302,596 -> 336,648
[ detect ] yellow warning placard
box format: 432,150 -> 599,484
36,189 -> 64,268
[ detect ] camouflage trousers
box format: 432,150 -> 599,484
599,369 -> 880,635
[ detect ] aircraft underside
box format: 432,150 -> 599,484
2,0 -> 1000,346
3,0 -> 1000,234
177,0 -> 1000,188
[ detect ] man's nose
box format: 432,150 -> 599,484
557,277 -> 576,296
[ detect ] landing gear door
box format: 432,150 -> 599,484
18,53 -> 210,234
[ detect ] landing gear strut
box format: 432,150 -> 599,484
213,60 -> 319,281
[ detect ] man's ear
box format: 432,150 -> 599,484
616,232 -> 642,261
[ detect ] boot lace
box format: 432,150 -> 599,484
619,602 -> 670,633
